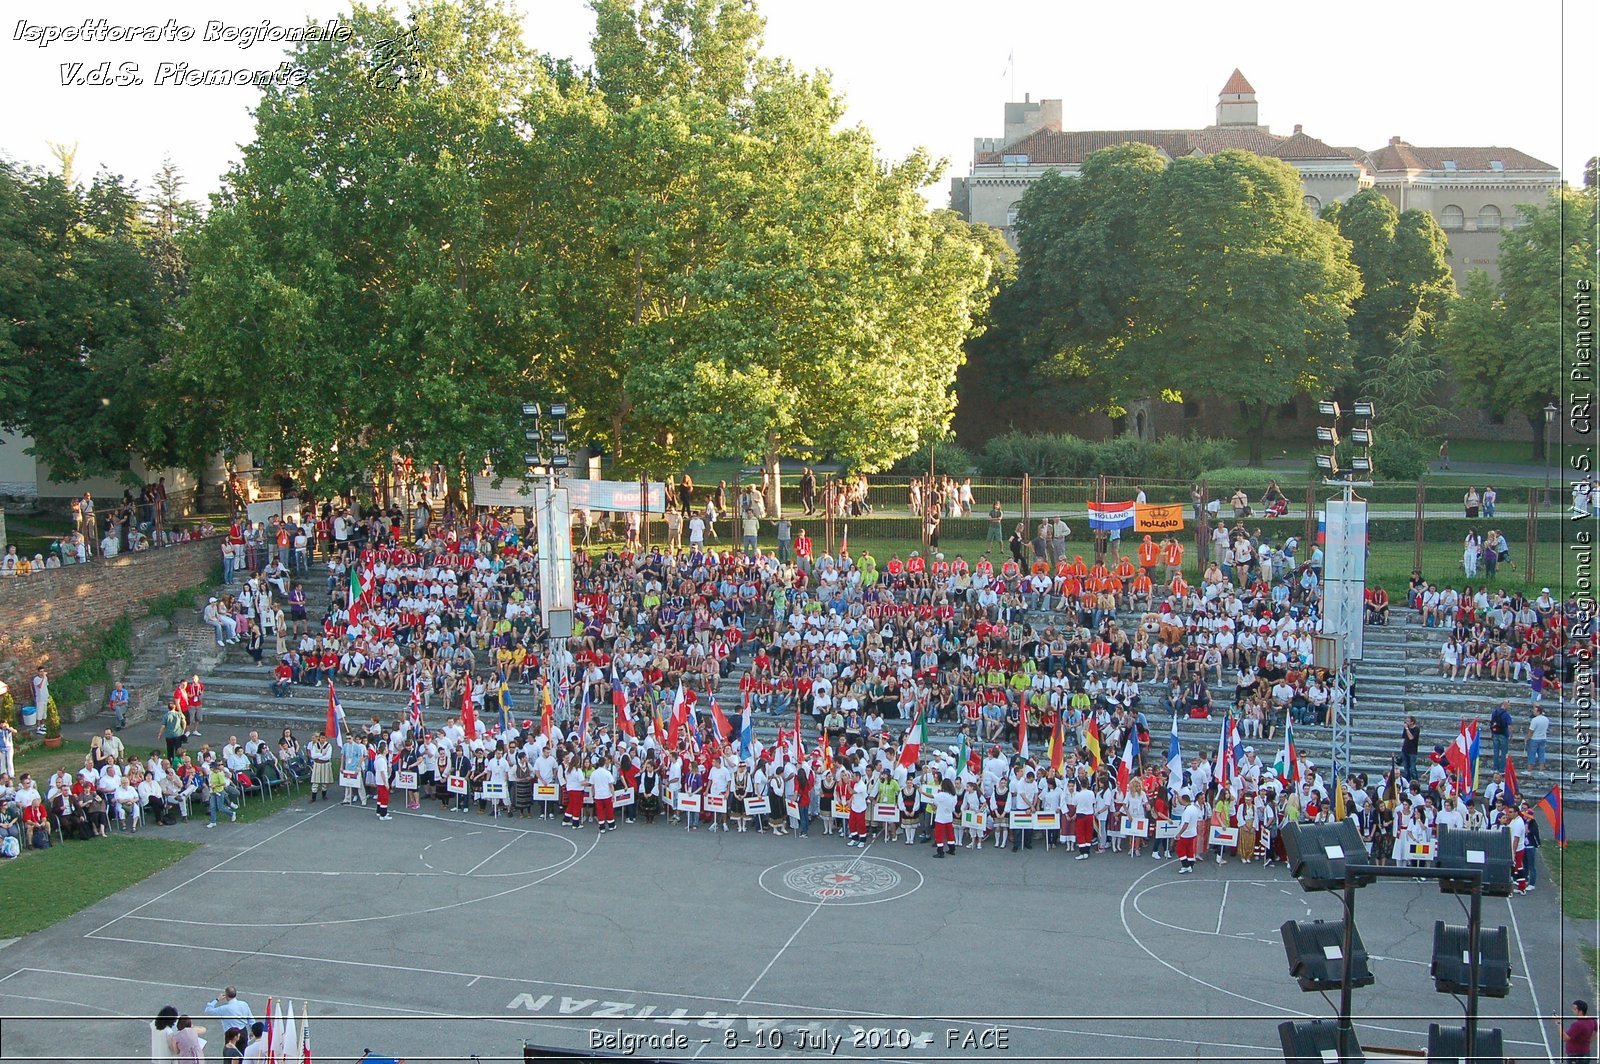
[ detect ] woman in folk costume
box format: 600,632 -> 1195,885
898,773 -> 921,845
958,780 -> 984,848
681,759 -> 705,831
637,755 -> 662,825
1235,791 -> 1258,862
1108,773 -> 1128,853
991,770 -> 1010,850
818,768 -> 836,835
1256,788 -> 1281,867
730,762 -> 751,831
308,732 -> 335,803
768,760 -> 789,835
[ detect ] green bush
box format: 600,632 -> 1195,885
1,690 -> 14,728
889,441 -> 977,476
1200,467 -> 1291,489
44,696 -> 60,739
51,616 -> 134,710
1372,437 -> 1430,482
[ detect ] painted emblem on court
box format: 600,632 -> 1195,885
759,856 -> 924,906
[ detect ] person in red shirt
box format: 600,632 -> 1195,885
1554,1000 -> 1596,1062
272,659 -> 294,698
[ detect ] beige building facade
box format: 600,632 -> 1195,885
951,70 -> 1561,283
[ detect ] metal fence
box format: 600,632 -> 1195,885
632,476 -> 1567,591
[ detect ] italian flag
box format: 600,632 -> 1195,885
898,704 -> 927,768
1274,720 -> 1299,789
347,565 -> 368,626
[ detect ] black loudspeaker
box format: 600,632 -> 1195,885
1277,1019 -> 1366,1063
1426,1022 -> 1505,1063
1435,826 -> 1515,897
1280,919 -> 1376,992
1281,820 -> 1374,892
1430,921 -> 1513,998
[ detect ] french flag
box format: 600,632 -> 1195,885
1116,731 -> 1141,797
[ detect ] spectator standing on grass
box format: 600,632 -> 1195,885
202,989 -> 253,1036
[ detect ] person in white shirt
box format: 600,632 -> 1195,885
590,758 -> 617,832
931,780 -> 959,857
1070,782 -> 1097,859
1175,793 -> 1204,874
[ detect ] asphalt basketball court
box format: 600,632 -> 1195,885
0,799 -> 1581,1062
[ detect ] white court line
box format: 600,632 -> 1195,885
463,836 -> 519,876
737,842 -> 875,1005
107,830 -> 598,929
1506,893 -> 1554,1063
1215,881 -> 1230,934
85,804 -> 330,937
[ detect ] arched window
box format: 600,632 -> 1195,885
1440,204 -> 1465,231
1302,194 -> 1321,212
1477,204 -> 1502,230
1005,201 -> 1022,227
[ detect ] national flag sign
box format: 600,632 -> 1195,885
1444,720 -> 1480,796
1274,720 -> 1299,789
540,679 -> 555,740
408,677 -> 424,740
710,695 -> 733,743
326,680 -> 343,744
461,673 -> 477,740
347,565 -> 369,626
1534,785 -> 1566,847
898,704 -> 926,768
1084,717 -> 1103,771
1115,731 -> 1140,797
1165,714 -> 1182,797
739,695 -> 754,762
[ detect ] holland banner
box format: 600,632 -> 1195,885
1087,501 -> 1136,532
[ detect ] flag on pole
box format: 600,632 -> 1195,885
299,1006 -> 311,1064
1115,731 -> 1140,797
577,684 -> 593,745
667,682 -> 689,749
793,698 -> 803,764
1334,776 -> 1347,821
1445,720 -> 1480,796
498,674 -> 513,710
1085,717 -> 1103,770
346,565 -> 366,627
461,673 -> 478,740
1533,785 -> 1566,846
280,1001 -> 297,1064
1215,715 -> 1233,793
898,703 -> 925,768
739,695 -> 753,761
408,676 -> 424,740
1165,714 -> 1182,797
1017,708 -> 1030,758
540,679 -> 555,740
264,997 -> 275,1064
710,695 -> 733,742
326,680 -> 342,744
1274,720 -> 1299,789
1503,755 -> 1520,806
498,698 -> 511,737
821,730 -> 835,773
1049,713 -> 1065,775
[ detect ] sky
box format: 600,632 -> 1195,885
2,0 -> 1593,206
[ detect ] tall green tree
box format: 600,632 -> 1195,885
1369,321 -> 1448,440
164,0 -> 555,499
1441,185 -> 1598,460
1322,188 -> 1455,395
0,160 -> 182,481
1134,151 -> 1361,463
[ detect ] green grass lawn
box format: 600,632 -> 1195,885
1556,841 -> 1598,924
0,833 -> 197,936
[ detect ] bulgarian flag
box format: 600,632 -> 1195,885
898,704 -> 926,768
1274,720 -> 1299,789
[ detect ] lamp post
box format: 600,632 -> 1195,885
1543,401 -> 1558,505
521,401 -> 572,724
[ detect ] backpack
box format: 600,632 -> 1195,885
0,835 -> 18,858
31,826 -> 50,849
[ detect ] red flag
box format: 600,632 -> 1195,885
615,693 -> 636,739
1503,755 -> 1520,806
264,997 -> 274,1064
898,704 -> 924,768
710,696 -> 732,742
1050,713 -> 1065,775
540,679 -> 555,740
667,684 -> 689,750
326,680 -> 340,743
794,698 -> 803,763
461,673 -> 478,740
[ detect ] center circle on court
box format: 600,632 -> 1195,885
759,856 -> 923,906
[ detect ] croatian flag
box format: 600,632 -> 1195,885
1087,501 -> 1136,532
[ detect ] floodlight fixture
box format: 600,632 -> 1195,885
1316,427 -> 1339,444
1317,400 -> 1341,418
1280,919 -> 1375,992
1280,821 -> 1374,892
1352,401 -> 1375,419
549,402 -> 568,419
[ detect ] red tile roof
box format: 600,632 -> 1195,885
1220,69 -> 1255,95
1363,142 -> 1557,173
974,126 -> 1357,166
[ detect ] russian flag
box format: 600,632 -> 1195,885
1087,501 -> 1136,532
1534,786 -> 1566,847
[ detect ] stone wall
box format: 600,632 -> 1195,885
0,538 -> 217,684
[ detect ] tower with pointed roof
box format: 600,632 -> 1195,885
1214,68 -> 1260,128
